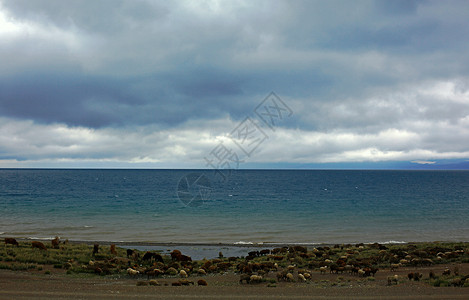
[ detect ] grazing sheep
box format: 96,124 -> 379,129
178,279 -> 194,286
408,272 -> 422,281
51,236 -> 60,249
330,264 -> 345,274
32,241 -> 47,251
298,273 -> 306,282
240,274 -> 251,284
390,263 -> 400,271
142,252 -> 164,263
286,273 -> 294,282
345,265 -> 353,273
320,266 -> 327,274
290,245 -> 307,253
421,258 -> 433,266
260,249 -> 271,256
92,244 -> 99,255
250,275 -> 263,284
413,272 -> 422,281
4,238 -> 19,247
387,275 -> 399,285
127,268 -> 140,277
451,278 -> 462,287
217,262 -> 231,271
276,271 -> 287,282
399,259 -> 408,265
171,250 -> 182,260
248,251 -> 260,257
126,249 -> 134,258
110,244 -> 117,255
179,270 -> 188,278
197,279 -> 208,286
145,268 -> 163,279
287,265 -> 296,272
442,268 -> 451,276
198,268 -> 207,275
303,272 -> 311,279
407,272 -> 413,280
272,247 -> 288,254
369,267 -> 379,277
358,269 -> 366,277
149,280 -> 160,286
166,267 -> 178,276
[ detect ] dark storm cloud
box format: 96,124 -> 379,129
1,0 -> 469,166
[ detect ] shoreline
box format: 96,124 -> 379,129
14,237 -> 468,247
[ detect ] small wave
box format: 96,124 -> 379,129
28,236 -> 56,240
0,232 -> 5,235
234,241 -> 254,245
379,240 -> 407,244
83,225 -> 94,228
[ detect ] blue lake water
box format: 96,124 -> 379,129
1,169 -> 469,245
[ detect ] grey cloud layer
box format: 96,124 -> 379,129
1,0 -> 469,165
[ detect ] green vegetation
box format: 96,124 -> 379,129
1,240 -> 469,288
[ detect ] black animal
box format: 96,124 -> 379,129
142,251 -> 164,263
4,238 -> 19,247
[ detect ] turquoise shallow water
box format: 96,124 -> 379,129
1,169 -> 469,244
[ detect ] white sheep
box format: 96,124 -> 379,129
250,274 -> 262,283
358,269 -> 365,277
127,268 -> 140,277
320,266 -> 327,274
286,273 -> 294,282
298,274 -> 306,282
179,270 -> 188,278
197,268 -> 207,275
390,263 -> 400,271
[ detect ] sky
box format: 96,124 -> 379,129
0,0 -> 469,169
